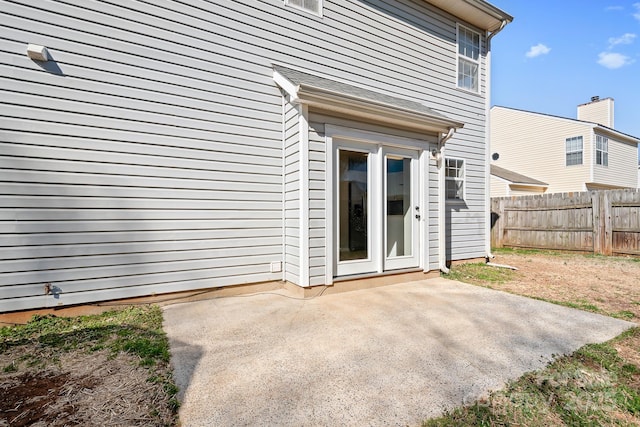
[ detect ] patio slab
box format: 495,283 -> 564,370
163,277 -> 634,426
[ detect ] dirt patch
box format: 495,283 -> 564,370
0,346 -> 172,426
489,252 -> 640,319
0,370 -> 86,426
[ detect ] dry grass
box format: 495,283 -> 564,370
489,249 -> 640,320
427,249 -> 640,426
0,306 -> 178,427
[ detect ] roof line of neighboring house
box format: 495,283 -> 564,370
491,105 -> 640,144
490,165 -> 548,186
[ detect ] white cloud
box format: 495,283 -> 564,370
597,52 -> 634,69
634,3 -> 640,21
608,33 -> 637,48
525,43 -> 551,58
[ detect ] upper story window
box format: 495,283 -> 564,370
596,135 -> 609,166
566,136 -> 583,166
445,158 -> 465,200
285,0 -> 322,16
457,24 -> 481,93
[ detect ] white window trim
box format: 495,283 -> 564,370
565,136 -> 583,167
456,23 -> 481,94
445,157 -> 465,201
595,135 -> 609,167
284,0 -> 323,17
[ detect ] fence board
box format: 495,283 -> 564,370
491,189 -> 640,256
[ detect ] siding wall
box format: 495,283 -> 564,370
283,101 -> 300,284
308,121 -> 327,286
428,153 -> 441,269
592,134 -> 638,188
1,0 -> 490,310
577,98 -> 614,127
490,175 -> 509,198
491,107 -> 592,194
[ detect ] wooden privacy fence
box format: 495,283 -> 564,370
491,189 -> 640,256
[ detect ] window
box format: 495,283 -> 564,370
457,25 -> 481,92
285,0 -> 322,16
565,136 -> 583,166
445,158 -> 464,200
596,135 -> 608,166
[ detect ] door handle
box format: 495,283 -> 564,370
415,214 -> 421,220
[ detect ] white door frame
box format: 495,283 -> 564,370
325,125 -> 429,283
333,141 -> 380,276
383,147 -> 420,271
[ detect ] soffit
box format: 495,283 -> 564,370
426,0 -> 513,32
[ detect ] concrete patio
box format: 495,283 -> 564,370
163,277 -> 634,426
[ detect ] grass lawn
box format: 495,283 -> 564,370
427,248 -> 640,426
0,305 -> 179,426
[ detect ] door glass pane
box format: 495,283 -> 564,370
386,157 -> 412,258
339,151 -> 368,261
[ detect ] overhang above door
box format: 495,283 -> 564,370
273,65 -> 463,134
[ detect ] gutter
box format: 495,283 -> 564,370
437,127 -> 456,274
484,20 -> 509,262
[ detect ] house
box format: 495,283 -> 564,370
0,0 -> 512,312
490,98 -> 640,197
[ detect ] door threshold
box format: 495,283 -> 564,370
321,269 -> 438,296
332,267 -> 423,283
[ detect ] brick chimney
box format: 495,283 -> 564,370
577,96 -> 614,128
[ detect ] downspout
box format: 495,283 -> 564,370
281,94 -> 287,282
438,127 -> 455,274
484,20 -> 508,261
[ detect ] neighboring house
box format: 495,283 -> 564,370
490,98 -> 640,197
0,0 -> 512,312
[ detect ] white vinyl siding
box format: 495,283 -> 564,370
491,107 -> 592,194
593,135 -> 638,188
577,98 -> 614,127
1,0 -> 490,310
491,106 -> 638,194
595,135 -> 608,167
566,136 -> 584,166
308,121 -> 327,286
284,102 -> 301,284
490,175 -> 510,198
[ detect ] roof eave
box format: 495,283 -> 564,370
509,182 -> 549,188
594,126 -> 640,145
297,85 -> 464,134
426,0 -> 513,32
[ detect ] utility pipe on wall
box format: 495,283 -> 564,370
484,19 -> 509,261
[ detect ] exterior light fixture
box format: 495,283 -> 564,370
26,44 -> 50,61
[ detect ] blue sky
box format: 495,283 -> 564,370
488,1 -> 640,144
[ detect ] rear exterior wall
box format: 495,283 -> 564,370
0,0 -> 489,311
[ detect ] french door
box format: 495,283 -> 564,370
335,142 -> 420,277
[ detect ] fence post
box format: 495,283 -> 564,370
602,191 -> 613,256
592,192 -> 601,255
